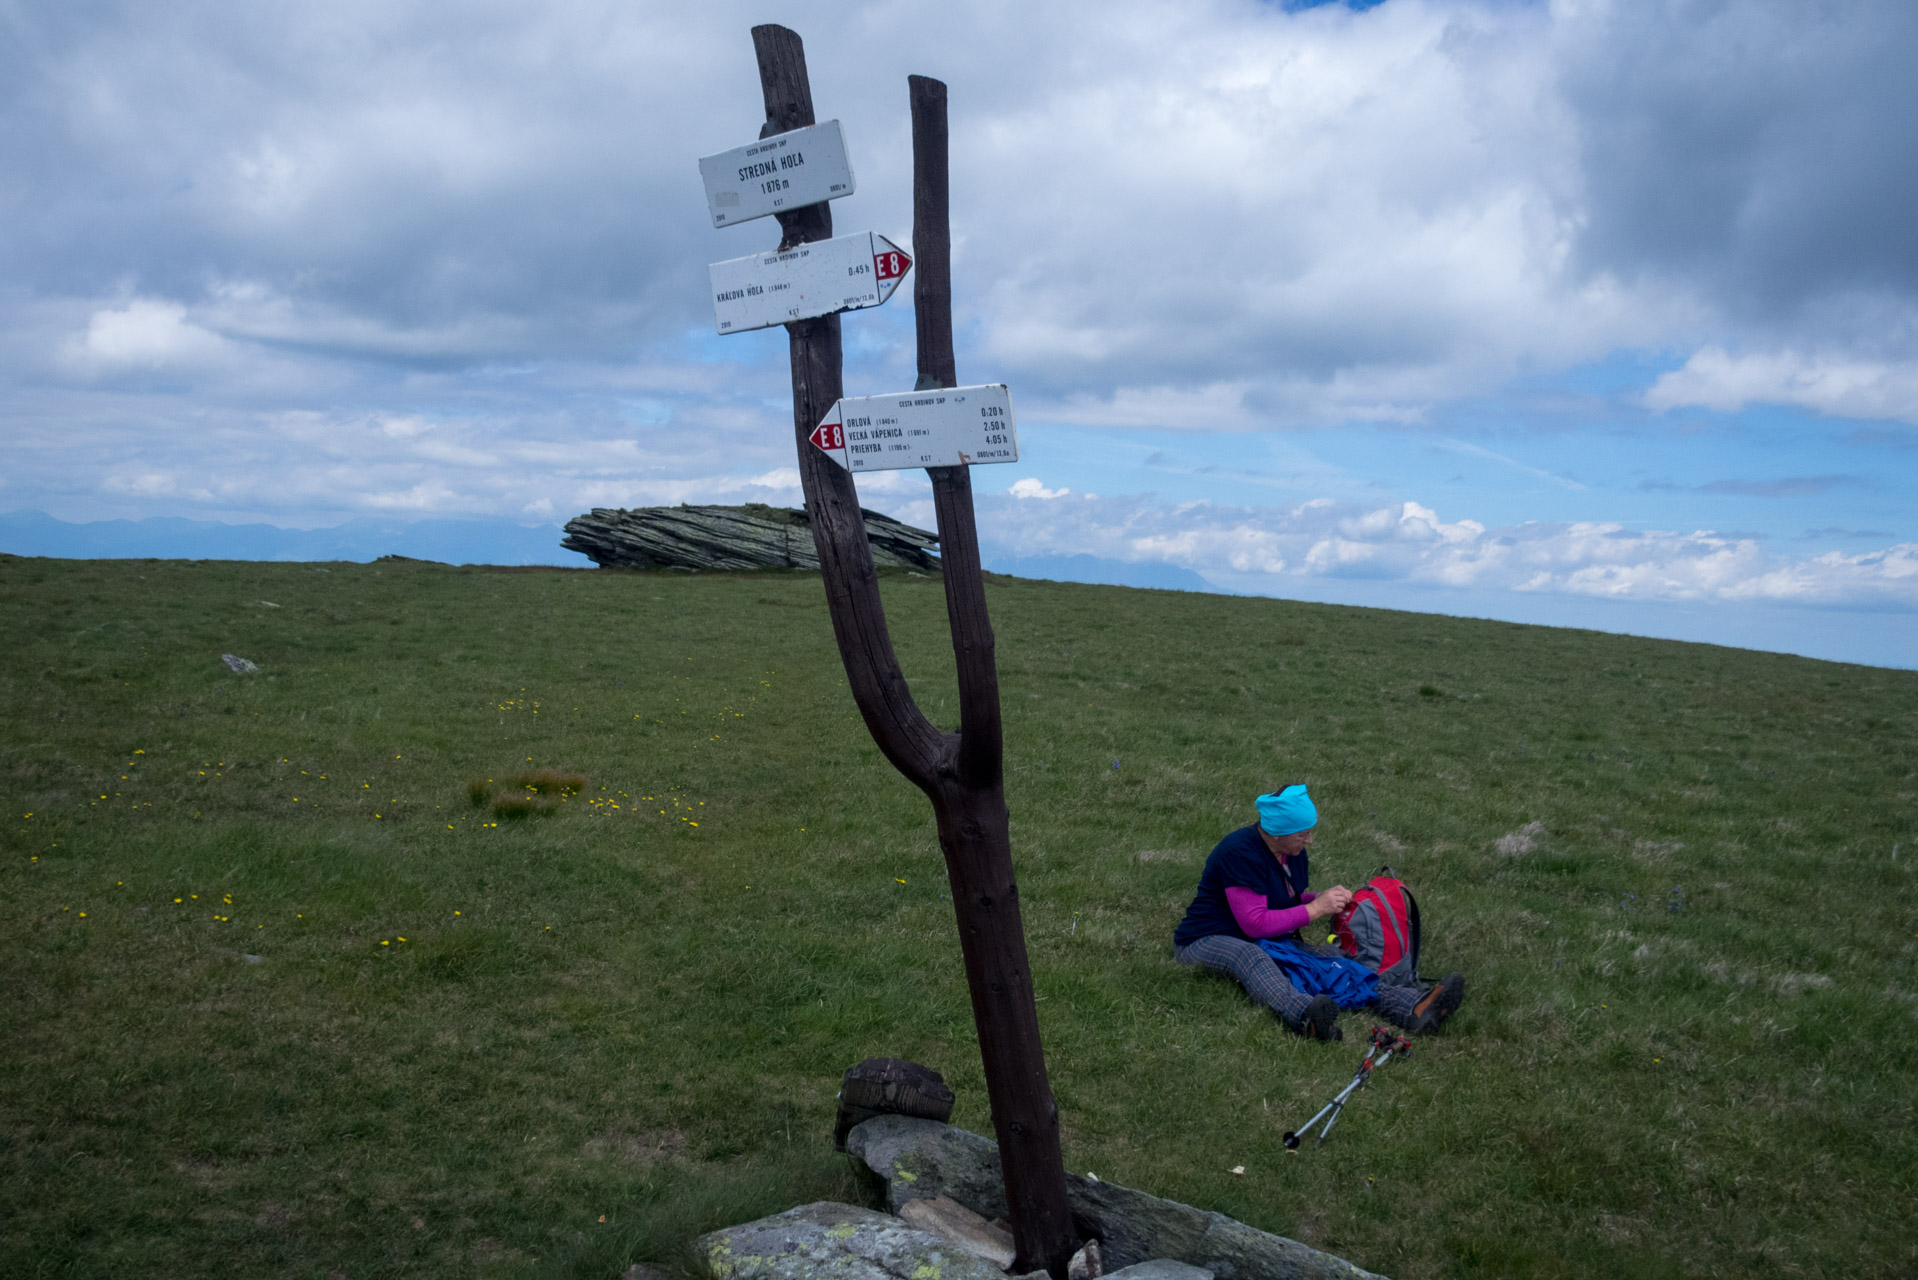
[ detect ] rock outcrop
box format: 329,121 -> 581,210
699,1202 -> 1007,1280
561,504 -> 939,572
846,1116 -> 1383,1280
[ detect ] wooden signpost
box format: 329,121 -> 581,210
701,25 -> 1078,1278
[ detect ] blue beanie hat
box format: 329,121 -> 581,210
1256,785 -> 1317,836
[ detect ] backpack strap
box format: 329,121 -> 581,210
1403,884 -> 1426,983
1373,882 -> 1410,965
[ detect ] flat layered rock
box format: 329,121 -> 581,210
561,504 -> 939,572
699,1201 -> 1007,1280
898,1194 -> 1016,1271
845,1117 -> 1384,1280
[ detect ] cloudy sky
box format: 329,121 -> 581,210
5,0 -> 1916,666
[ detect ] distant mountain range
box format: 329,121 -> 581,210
0,509 -> 593,566
0,510 -> 1225,594
4,508 -> 1909,668
982,552 -> 1222,594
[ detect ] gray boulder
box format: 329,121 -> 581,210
847,1112 -> 1011,1220
1105,1262 -> 1215,1280
845,1117 -> 1383,1280
1183,1215 -> 1382,1280
698,1201 -> 1007,1280
561,503 -> 939,572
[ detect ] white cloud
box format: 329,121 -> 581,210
12,0 -> 1914,436
103,472 -> 185,497
363,482 -> 459,511
1718,543 -> 1918,605
1645,346 -> 1918,425
1008,478 -> 1071,500
378,415 -> 434,440
411,439 -> 501,467
744,468 -> 801,490
64,298 -> 230,374
977,492 -> 1918,609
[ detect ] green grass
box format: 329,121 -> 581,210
2,553 -> 1914,1279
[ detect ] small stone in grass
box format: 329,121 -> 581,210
1495,822 -> 1545,855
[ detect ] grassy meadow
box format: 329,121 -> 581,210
2,553 -> 1914,1279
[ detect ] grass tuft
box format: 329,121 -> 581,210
512,768 -> 587,795
467,770 -> 583,817
490,794 -> 554,819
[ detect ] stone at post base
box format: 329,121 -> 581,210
834,1057 -> 957,1151
845,1116 -> 1385,1280
1105,1263 -> 1214,1280
845,1111 -> 1012,1220
898,1193 -> 1017,1270
1068,1240 -> 1104,1280
698,1202 -> 1008,1280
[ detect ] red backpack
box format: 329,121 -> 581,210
1330,868 -> 1422,987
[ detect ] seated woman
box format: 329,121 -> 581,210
1173,784 -> 1464,1040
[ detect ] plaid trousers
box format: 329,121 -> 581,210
1175,933 -> 1423,1028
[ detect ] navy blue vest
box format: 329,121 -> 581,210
1174,824 -> 1311,947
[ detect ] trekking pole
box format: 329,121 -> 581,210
1282,1027 -> 1410,1151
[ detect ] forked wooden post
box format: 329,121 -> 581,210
748,25 -> 1078,1277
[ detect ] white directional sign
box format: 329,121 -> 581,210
710,233 -> 911,333
698,120 -> 855,228
810,385 -> 1019,473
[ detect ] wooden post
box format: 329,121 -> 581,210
748,26 -> 1078,1277
909,72 -> 1078,1277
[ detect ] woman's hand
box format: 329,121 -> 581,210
1306,885 -> 1353,922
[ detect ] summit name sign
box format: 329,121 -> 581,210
810,384 -> 1019,473
698,120 -> 855,228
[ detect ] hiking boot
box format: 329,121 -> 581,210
1294,994 -> 1343,1041
1408,972 -> 1466,1034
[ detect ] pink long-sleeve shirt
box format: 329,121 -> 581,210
1226,884 -> 1317,940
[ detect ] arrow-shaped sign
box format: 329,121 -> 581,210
698,120 -> 856,228
710,233 -> 912,334
813,385 -> 1019,473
